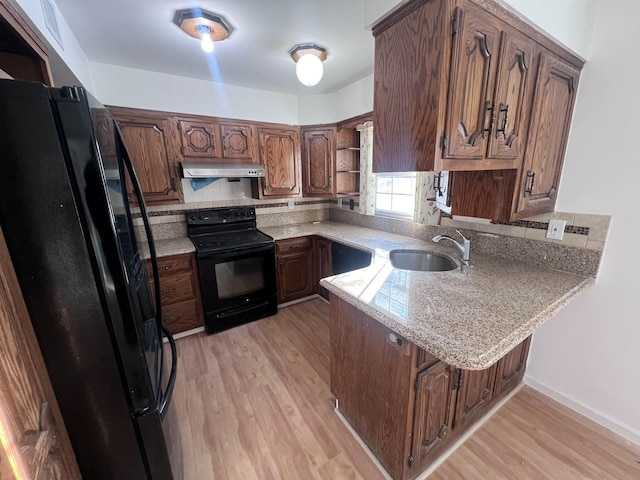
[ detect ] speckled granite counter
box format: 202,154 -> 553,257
261,221 -> 594,370
140,237 -> 195,260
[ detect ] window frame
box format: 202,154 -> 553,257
374,172 -> 417,220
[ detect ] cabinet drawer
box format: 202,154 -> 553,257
276,237 -> 312,255
153,255 -> 193,277
151,271 -> 197,305
162,298 -> 203,334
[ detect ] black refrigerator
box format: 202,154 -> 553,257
0,79 -> 182,479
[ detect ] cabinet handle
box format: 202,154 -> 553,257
160,288 -> 176,295
291,245 -> 301,249
524,171 -> 535,196
495,103 -> 509,138
161,265 -> 172,271
483,101 -> 494,138
166,316 -> 181,324
433,172 -> 444,196
171,177 -> 178,191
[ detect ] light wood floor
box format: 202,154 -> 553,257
172,298 -> 640,479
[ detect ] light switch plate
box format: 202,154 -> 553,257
287,199 -> 295,210
337,198 -> 343,208
546,219 -> 566,240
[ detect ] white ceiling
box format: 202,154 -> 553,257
53,0 -> 377,96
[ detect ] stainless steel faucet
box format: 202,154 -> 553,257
432,230 -> 471,272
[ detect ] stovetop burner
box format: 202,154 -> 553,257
186,207 -> 274,254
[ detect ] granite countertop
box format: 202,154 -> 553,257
140,237 -> 195,260
261,221 -> 594,370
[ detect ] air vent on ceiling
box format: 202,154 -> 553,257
41,0 -> 64,49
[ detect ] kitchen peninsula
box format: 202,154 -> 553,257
261,221 -> 593,479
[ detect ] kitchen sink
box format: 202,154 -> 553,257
389,249 -> 458,272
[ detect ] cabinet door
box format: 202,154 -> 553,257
516,53 -> 580,218
314,237 -> 333,300
220,123 -> 256,160
494,336 -> 531,397
258,128 -> 302,198
277,252 -> 314,303
486,31 -> 536,160
302,128 -> 336,196
444,6 -> 500,161
410,362 -> 454,469
178,120 -> 222,157
117,115 -> 181,205
452,365 -> 496,431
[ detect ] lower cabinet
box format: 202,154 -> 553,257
330,294 -> 531,480
276,237 -> 315,304
452,364 -> 497,431
410,362 -> 455,471
146,253 -> 204,335
314,237 -> 333,300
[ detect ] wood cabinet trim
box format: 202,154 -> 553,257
467,0 -> 585,68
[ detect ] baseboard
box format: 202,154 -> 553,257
278,294 -> 321,309
165,326 -> 205,341
524,374 -> 640,446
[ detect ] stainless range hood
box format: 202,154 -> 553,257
180,162 -> 265,178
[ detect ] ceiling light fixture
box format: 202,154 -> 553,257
290,44 -> 327,87
173,8 -> 233,53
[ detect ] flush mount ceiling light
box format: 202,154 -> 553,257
290,44 -> 327,87
173,8 -> 233,53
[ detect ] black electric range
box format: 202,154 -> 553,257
186,207 -> 277,333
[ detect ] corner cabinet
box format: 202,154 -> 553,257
252,127 -> 302,199
330,294 -> 532,480
110,108 -> 182,205
301,127 -> 336,197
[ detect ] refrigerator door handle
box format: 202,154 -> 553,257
159,326 -> 178,418
115,122 -> 167,403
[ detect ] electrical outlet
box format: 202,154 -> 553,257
337,198 -> 343,208
287,199 -> 295,210
546,219 -> 566,240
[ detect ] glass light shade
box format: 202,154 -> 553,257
200,33 -> 214,53
295,54 -> 323,86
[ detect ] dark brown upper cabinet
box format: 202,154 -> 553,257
375,0 -> 583,221
219,123 -> 257,160
111,109 -> 182,205
177,118 -> 258,162
443,5 -> 536,171
513,53 -> 580,219
252,127 -> 302,199
301,127 -> 336,197
177,120 -> 222,157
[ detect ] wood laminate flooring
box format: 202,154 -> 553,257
172,298 -> 640,479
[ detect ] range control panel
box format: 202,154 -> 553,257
186,207 -> 256,225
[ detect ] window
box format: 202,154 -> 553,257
375,173 -> 417,219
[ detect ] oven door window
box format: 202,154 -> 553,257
215,256 -> 265,299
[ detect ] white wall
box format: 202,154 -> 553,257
298,74 -> 374,125
89,62 -> 299,125
12,0 -> 93,89
502,0 -> 598,56
525,0 -> 640,445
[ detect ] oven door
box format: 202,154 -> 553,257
196,243 -> 277,332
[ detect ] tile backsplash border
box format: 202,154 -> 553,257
328,208 -> 605,277
135,197 -> 609,277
